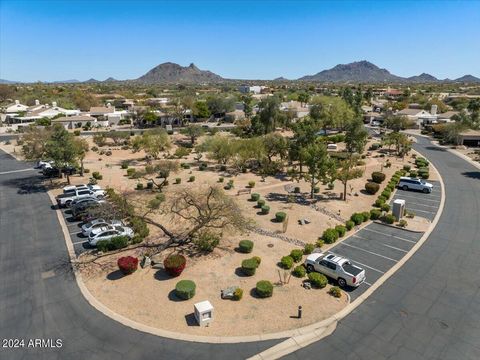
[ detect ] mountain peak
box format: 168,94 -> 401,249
136,62 -> 223,83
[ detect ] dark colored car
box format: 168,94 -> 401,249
42,166 -> 77,178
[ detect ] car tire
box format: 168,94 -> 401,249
65,200 -> 72,207
423,188 -> 430,194
306,265 -> 314,273
338,278 -> 347,288
402,185 -> 408,191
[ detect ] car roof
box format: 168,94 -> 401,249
324,253 -> 349,265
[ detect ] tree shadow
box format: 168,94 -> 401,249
184,313 -> 198,326
1,174 -> 48,194
106,270 -> 124,280
462,171 -> 480,180
249,287 -> 263,299
424,146 -> 446,152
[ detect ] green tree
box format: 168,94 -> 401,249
194,101 -> 211,119
302,141 -> 336,198
383,115 -> 409,132
345,119 -> 368,154
251,96 -> 282,134
298,92 -> 310,107
310,96 -> 355,133
181,124 -> 204,145
44,124 -> 82,184
21,126 -> 53,161
132,128 -> 171,159
336,157 -> 363,201
73,137 -> 89,176
263,133 -> 289,164
198,134 -> 236,164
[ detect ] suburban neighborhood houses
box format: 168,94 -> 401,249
1,1 -> 480,360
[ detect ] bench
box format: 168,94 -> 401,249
237,188 -> 252,196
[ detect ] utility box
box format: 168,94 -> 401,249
392,199 -> 405,221
194,300 -> 214,327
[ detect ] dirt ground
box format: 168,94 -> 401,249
83,233 -> 348,336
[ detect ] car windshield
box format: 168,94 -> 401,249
114,226 -> 123,232
420,180 -> 426,184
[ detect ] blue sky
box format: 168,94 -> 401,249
1,0 -> 479,82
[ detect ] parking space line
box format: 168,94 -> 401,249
397,201 -> 439,209
72,240 -> 87,245
394,194 -> 441,203
364,281 -> 372,286
407,208 -> 436,215
341,242 -> 398,262
362,228 -> 417,244
69,231 -> 82,236
350,260 -> 385,274
353,234 -> 408,253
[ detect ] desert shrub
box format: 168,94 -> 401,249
362,211 -> 371,221
175,280 -> 196,300
385,160 -> 392,168
117,256 -> 138,275
328,183 -> 334,190
220,165 -> 227,171
248,181 -> 256,188
370,209 -> 382,220
381,190 -> 391,199
294,186 -> 301,193
130,217 -> 149,240
370,143 -> 381,150
350,213 -> 364,226
218,177 -> 224,183
345,220 -> 355,231
371,172 -> 386,184
280,255 -> 294,269
105,150 -> 112,156
110,235 -> 128,250
238,239 -> 254,253
198,163 -> 207,171
189,176 -> 195,182
418,168 -> 429,179
174,177 -> 181,184
322,228 -> 339,244
126,168 -> 136,177
241,258 -> 259,276
73,130 -> 81,136
136,183 -> 144,190
304,243 -> 315,255
409,170 -> 418,178
96,240 -> 110,252
121,161 -> 129,169
181,163 -> 191,169
275,212 -> 287,222
174,147 -> 190,158
365,182 -> 380,194
292,265 -> 306,278
328,286 -> 342,298
290,249 -> 304,262
91,146 -> 98,152
257,199 -> 265,207
92,171 -> 103,180
403,164 -> 411,172
374,198 -> 385,207
252,256 -> 261,266
255,280 -> 273,298
164,254 -> 187,276
335,225 -> 346,237
194,230 -> 220,252
383,214 -> 396,224
398,219 -> 408,227
251,193 -> 260,201
308,272 -> 328,288
261,205 -> 270,214
316,238 -> 325,248
233,288 -> 243,301
415,157 -> 429,167
84,168 -> 90,173
381,203 -> 391,212
146,181 -> 154,189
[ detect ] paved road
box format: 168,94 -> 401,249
0,150 -> 280,360
286,136 -> 480,360
1,134 -> 479,360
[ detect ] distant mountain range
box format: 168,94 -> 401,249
1,60 -> 479,84
298,61 -> 480,83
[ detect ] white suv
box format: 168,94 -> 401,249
398,177 -> 433,193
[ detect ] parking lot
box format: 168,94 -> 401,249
391,180 -> 441,221
60,207 -> 93,256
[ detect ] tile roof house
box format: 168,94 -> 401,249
4,100 -> 29,113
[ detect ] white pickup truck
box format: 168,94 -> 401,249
304,252 -> 366,288
63,184 -> 104,195
56,189 -> 101,208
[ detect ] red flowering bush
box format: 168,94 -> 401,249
117,256 -> 138,275
164,254 -> 186,276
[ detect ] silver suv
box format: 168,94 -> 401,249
398,176 -> 433,193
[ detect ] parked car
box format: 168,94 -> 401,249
35,160 -> 53,169
304,252 -> 366,288
43,166 -> 76,178
81,219 -> 124,237
71,199 -> 105,220
398,177 -> 433,193
56,189 -> 98,207
63,184 -> 105,197
88,226 -> 134,246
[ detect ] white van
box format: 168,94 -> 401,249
327,143 -> 338,151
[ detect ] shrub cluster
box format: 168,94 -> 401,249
126,168 -> 136,177
241,257 -> 261,276
117,256 -> 138,275
308,272 -> 328,288
194,230 -> 220,252
280,255 -> 294,269
292,265 -> 306,278
96,235 -> 129,252
328,286 -> 342,298
164,254 -> 187,276
345,220 -> 355,231
335,225 -> 346,237
350,213 -> 364,226
370,209 -> 382,220
303,243 -> 315,255
189,175 -> 195,182
248,181 -> 256,188
383,214 -> 396,224
256,280 -> 273,298
290,249 -> 304,262
261,205 -> 270,214
92,171 -> 103,180
371,172 -> 386,184
238,240 -> 254,253
322,228 -> 339,244
175,280 -> 196,300
275,212 -> 287,222
365,182 -> 380,194
251,193 -> 260,201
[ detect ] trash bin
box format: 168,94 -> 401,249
194,300 -> 214,327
